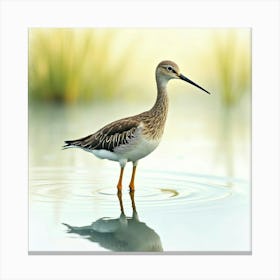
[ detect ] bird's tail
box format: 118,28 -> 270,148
62,134 -> 93,150
62,140 -> 77,150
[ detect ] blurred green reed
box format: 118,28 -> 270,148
28,29 -> 132,104
213,30 -> 251,109
211,30 -> 251,178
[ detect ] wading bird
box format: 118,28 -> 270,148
63,60 -> 210,193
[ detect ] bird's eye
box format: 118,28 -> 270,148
167,66 -> 173,71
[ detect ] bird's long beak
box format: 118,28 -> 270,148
179,73 -> 210,94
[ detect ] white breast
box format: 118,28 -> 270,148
115,134 -> 160,163
114,121 -> 160,158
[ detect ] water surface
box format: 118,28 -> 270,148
29,101 -> 250,253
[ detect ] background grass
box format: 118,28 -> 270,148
29,29 -> 134,104
28,28 -> 251,110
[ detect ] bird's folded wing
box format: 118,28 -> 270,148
65,118 -> 140,152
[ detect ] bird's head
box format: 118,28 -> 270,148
156,60 -> 210,94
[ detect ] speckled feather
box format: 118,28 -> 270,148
63,97 -> 168,153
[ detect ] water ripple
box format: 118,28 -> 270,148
29,167 -> 245,212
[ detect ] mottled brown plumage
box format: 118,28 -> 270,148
64,117 -> 139,152
63,104 -> 168,153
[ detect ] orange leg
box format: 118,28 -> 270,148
117,167 -> 124,192
129,165 -> 137,192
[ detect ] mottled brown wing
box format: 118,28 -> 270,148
63,118 -> 140,152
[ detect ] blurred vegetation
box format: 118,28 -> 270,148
212,30 -> 251,109
29,28 -> 251,109
211,30 -> 251,178
28,29 -> 133,104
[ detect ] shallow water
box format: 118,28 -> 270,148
29,101 -> 251,253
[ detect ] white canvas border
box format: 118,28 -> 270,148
0,0 -> 279,280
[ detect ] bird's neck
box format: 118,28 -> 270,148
142,76 -> 169,140
151,76 -> 169,113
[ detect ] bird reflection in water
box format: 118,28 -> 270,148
63,191 -> 163,252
